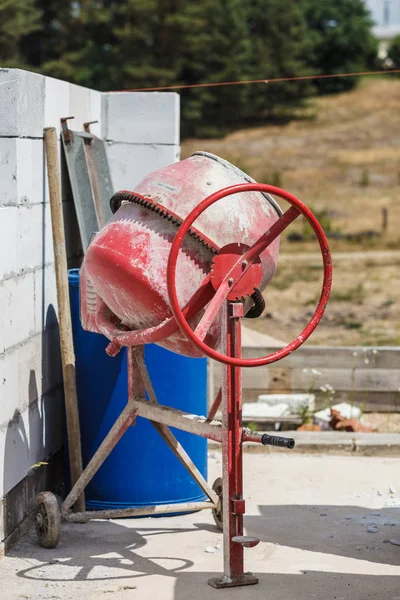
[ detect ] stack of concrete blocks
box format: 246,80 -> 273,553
0,68 -> 180,555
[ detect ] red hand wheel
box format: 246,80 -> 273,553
167,183 -> 332,367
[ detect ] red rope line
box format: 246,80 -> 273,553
114,69 -> 400,92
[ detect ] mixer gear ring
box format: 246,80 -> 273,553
110,190 -> 218,254
109,190 -> 264,319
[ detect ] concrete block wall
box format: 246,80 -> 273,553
102,91 -> 180,189
0,68 -> 180,554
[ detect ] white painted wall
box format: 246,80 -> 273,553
0,69 -> 180,545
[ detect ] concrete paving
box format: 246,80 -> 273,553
1,452 -> 400,600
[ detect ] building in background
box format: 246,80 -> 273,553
365,0 -> 400,58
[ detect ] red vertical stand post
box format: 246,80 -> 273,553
208,302 -> 259,588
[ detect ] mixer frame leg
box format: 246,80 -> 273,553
208,302 -> 258,589
132,347 -> 219,505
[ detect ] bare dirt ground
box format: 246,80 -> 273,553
1,454 -> 400,600
182,77 -> 400,348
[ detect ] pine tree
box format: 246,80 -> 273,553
245,0 -> 313,123
300,0 -> 378,93
0,0 -> 39,67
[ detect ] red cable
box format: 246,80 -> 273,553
112,69 -> 400,92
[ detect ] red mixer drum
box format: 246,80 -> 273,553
83,152 -> 283,357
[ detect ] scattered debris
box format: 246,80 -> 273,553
330,408 -> 377,432
297,423 -> 322,432
242,402 -> 290,419
320,513 -> 328,517
367,526 -> 378,533
205,546 -> 215,553
384,539 -> 400,546
257,393 -> 315,413
389,486 -> 397,495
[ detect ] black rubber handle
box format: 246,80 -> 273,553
261,434 -> 295,449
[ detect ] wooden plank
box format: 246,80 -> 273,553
214,387 -> 400,413
214,367 -> 400,392
242,346 -> 400,369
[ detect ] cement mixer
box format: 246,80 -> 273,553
35,152 -> 332,589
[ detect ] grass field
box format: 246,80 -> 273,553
182,77 -> 400,347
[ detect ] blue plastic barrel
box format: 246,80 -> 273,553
68,269 -> 207,510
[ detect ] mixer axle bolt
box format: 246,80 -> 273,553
228,278 -> 234,286
241,260 -> 247,269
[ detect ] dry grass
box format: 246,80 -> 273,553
182,77 -> 400,346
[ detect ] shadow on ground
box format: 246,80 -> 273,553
245,504 -> 400,566
174,571 -> 400,600
14,520 -> 195,583
10,504 -> 400,599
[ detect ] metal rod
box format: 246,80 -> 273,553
61,402 -> 137,514
129,398 -> 222,442
133,352 -> 219,505
44,127 -> 85,513
206,388 -> 222,422
64,501 -> 215,523
223,301 -> 245,578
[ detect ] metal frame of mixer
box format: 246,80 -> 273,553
35,180 -> 332,589
52,316 -> 290,589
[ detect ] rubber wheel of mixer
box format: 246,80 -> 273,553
212,477 -> 223,531
35,492 -> 61,548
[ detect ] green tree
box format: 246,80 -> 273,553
178,0 -> 252,137
388,35 -> 400,70
245,0 -> 313,123
300,0 -> 378,93
0,0 -> 39,67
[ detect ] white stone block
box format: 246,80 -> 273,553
89,89 -> 102,137
34,264 -> 58,336
69,84 -> 102,135
44,76 -> 71,134
107,142 -> 180,190
0,201 -> 53,284
0,69 -> 45,138
0,138 -> 44,207
104,92 -> 180,145
0,332 -> 62,429
0,389 -> 63,497
0,274 -> 35,353
0,206 -> 18,280
17,204 -> 46,273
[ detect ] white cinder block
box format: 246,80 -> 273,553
42,202 -> 55,266
0,138 -> 18,205
0,69 -> 45,138
0,206 -> 18,280
0,333 -> 62,428
0,138 -> 44,207
34,264 -> 58,336
0,184 -> 51,283
107,143 -> 180,190
0,389 -> 63,497
104,92 -> 180,145
17,139 -> 44,205
89,89 -> 102,137
0,346 -> 18,424
17,204 -> 46,273
44,76 -> 71,134
68,84 -> 101,134
0,274 -> 35,353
